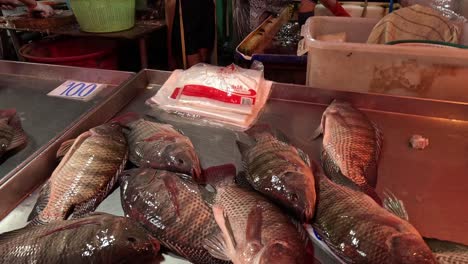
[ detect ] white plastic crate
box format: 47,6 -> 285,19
302,16 -> 468,102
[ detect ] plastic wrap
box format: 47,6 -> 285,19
147,63 -> 272,131
401,0 -> 466,22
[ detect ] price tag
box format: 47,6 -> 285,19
48,80 -> 106,102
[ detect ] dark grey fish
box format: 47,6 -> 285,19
0,109 -> 27,158
312,163 -> 436,264
113,113 -> 201,180
120,168 -> 227,264
0,213 -> 160,264
425,238 -> 468,264
238,131 -> 316,222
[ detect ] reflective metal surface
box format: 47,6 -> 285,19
0,61 -> 134,218
1,69 -> 467,263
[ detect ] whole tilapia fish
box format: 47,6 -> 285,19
120,168 -> 227,264
204,185 -> 307,264
114,113 -> 201,179
425,238 -> 468,264
312,100 -> 383,203
28,123 -> 127,224
0,213 -> 160,264
313,165 -> 436,264
0,109 -> 27,158
237,132 -> 316,222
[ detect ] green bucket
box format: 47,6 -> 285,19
70,0 -> 135,33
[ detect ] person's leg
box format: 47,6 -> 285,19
187,53 -> 202,67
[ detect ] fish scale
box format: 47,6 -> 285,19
120,118 -> 202,179
239,133 -> 316,221
211,185 -> 306,263
31,124 -> 127,224
313,170 -> 436,264
315,100 -> 383,203
0,213 -> 160,264
120,168 -> 228,264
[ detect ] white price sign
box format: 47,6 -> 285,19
48,80 -> 106,101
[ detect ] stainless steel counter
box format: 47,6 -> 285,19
1,68 -> 467,263
0,61 -> 134,218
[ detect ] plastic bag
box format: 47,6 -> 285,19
147,63 -> 273,131
401,0 -> 466,22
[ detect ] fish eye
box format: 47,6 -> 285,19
290,193 -> 298,202
178,159 -> 184,164
127,237 -> 137,243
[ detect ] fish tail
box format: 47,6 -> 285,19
5,111 -> 27,151
28,215 -> 48,226
110,112 -> 140,126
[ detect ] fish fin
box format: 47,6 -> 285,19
110,112 -> 140,126
199,184 -> 217,207
203,232 -> 231,261
52,131 -> 92,180
246,204 -> 263,245
6,113 -> 27,151
27,180 -> 51,221
247,124 -> 290,143
236,140 -> 252,157
28,216 -> 49,226
56,138 -> 75,160
0,109 -> 17,119
0,224 -> 39,241
297,148 -> 311,167
37,218 -> 101,238
312,226 -> 355,264
383,189 -> 409,221
213,205 -> 237,252
69,197 -> 101,219
291,218 -> 310,246
235,171 -> 253,189
202,164 -> 237,187
310,125 -> 323,141
372,121 -> 384,161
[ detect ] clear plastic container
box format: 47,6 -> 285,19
302,16 -> 468,102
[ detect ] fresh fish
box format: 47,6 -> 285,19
204,185 -> 307,264
312,164 -> 436,264
28,123 -> 127,224
312,100 -> 383,203
0,109 -> 27,158
120,168 -> 227,264
425,238 -> 468,264
237,132 -> 316,222
114,113 -> 201,180
0,213 -> 160,264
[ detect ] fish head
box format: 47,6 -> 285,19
90,123 -> 125,143
150,141 -> 201,178
388,233 -> 437,264
109,218 -> 161,261
272,171 -> 316,221
257,241 -> 303,264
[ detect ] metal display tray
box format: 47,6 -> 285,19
1,69 -> 467,264
0,61 -> 135,218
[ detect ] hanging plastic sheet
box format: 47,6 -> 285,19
401,0 -> 466,22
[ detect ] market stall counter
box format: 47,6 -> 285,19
0,68 -> 467,263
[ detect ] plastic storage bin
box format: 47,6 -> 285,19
70,0 -> 135,33
19,38 -> 118,70
315,2 -> 399,19
302,16 -> 468,102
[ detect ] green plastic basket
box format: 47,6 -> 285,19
70,0 -> 135,33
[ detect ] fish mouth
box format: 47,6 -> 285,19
301,206 -> 314,222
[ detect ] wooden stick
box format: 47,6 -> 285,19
178,0 -> 187,69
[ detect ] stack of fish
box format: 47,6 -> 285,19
0,100 -> 465,263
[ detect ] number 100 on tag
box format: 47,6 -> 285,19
48,80 -> 106,102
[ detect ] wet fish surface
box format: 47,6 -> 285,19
312,164 -> 436,264
0,109 -> 27,158
115,113 -> 201,179
238,132 -> 316,222
28,123 -> 127,224
120,168 -> 227,264
204,184 -> 307,264
312,100 -> 383,203
425,238 -> 468,264
0,213 -> 160,264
